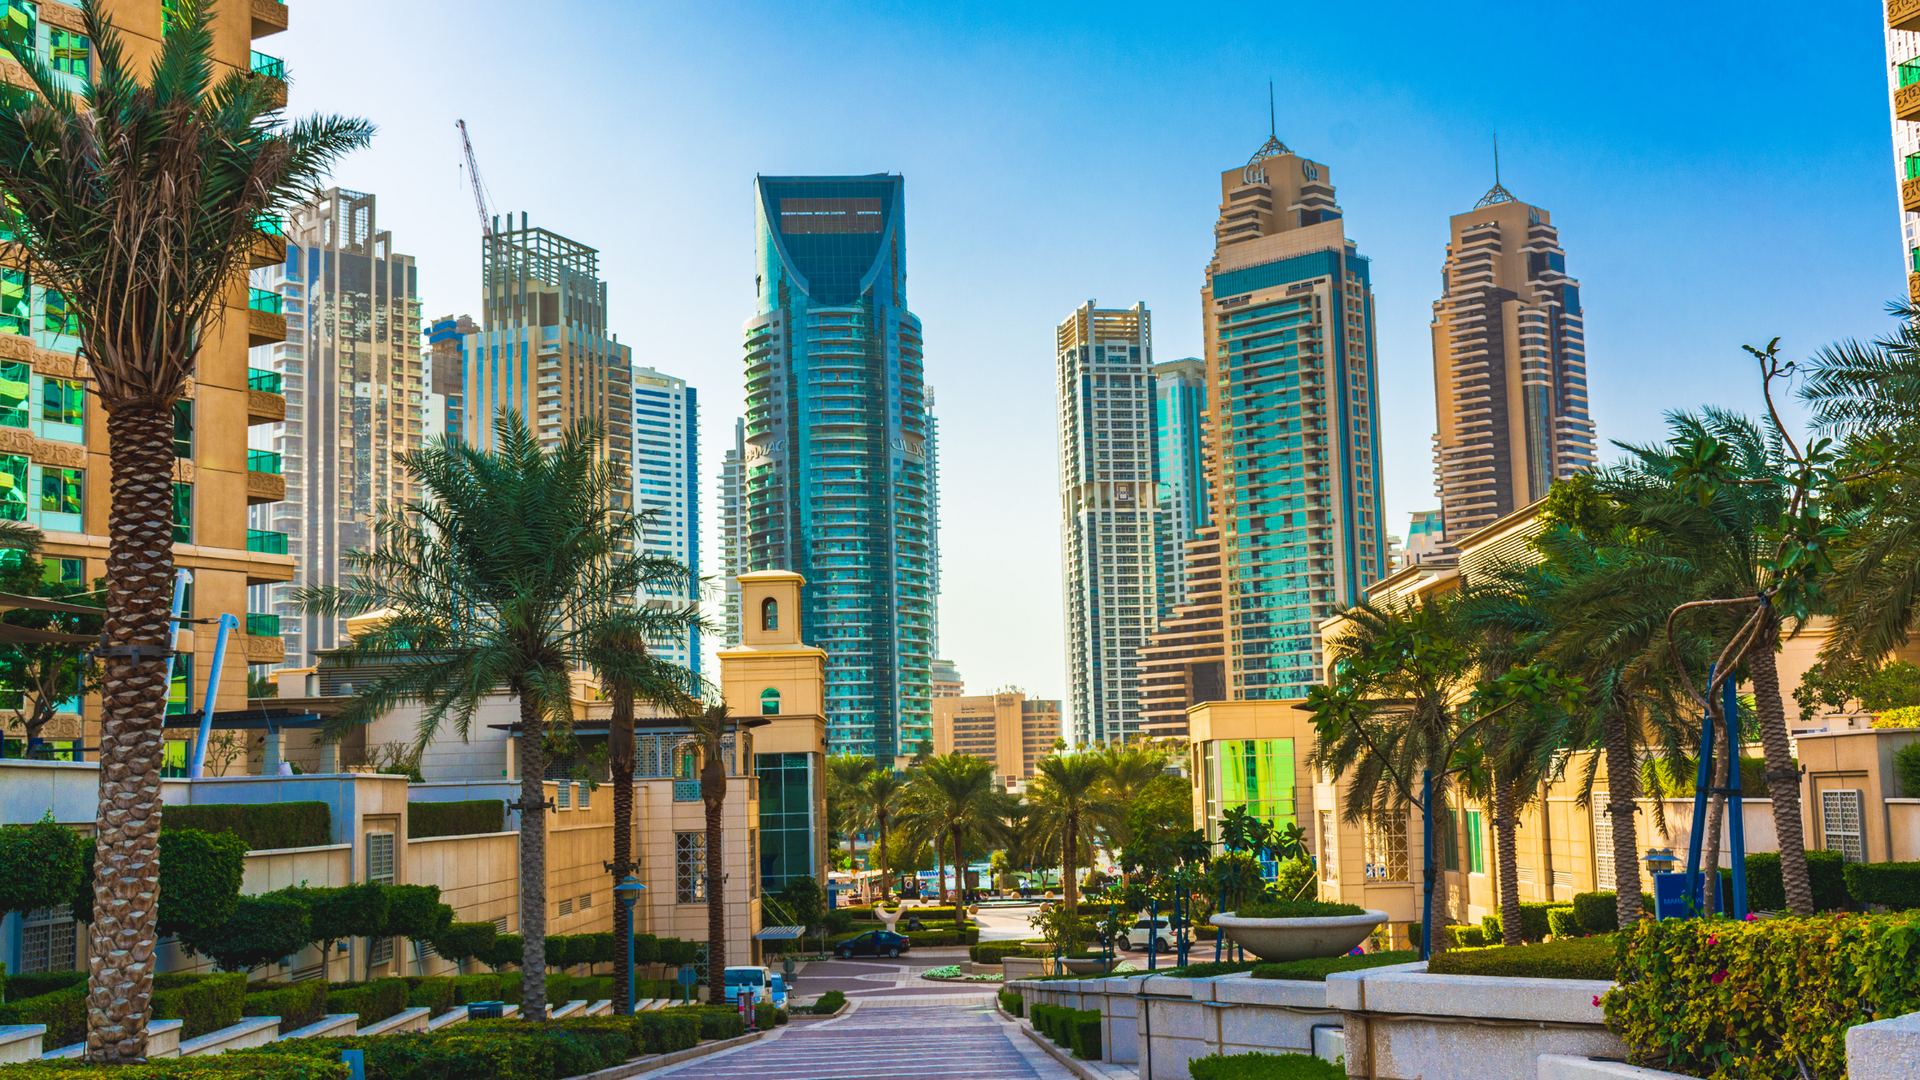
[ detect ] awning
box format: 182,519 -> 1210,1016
0,623 -> 97,646
161,709 -> 326,731
754,926 -> 806,941
0,591 -> 102,616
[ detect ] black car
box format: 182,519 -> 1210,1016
834,930 -> 911,959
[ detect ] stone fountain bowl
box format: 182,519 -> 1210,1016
1061,955 -> 1120,975
1208,909 -> 1391,962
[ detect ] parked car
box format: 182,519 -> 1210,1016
724,965 -> 775,1004
1117,917 -> 1188,952
769,974 -> 788,1010
834,929 -> 911,959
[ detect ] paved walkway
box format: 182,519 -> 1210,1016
647,997 -> 1077,1079
785,952 -> 1004,1001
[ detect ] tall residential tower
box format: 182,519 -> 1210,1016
632,367 -> 699,677
740,175 -> 936,765
1202,133 -> 1388,698
1153,357 -> 1209,614
1886,9 -> 1920,300
1429,181 -> 1594,541
1056,301 -> 1159,747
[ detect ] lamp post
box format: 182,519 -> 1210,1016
614,875 -> 646,1014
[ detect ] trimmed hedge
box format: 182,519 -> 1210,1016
1603,912 -> 1920,1079
1745,850 -> 1850,913
807,990 -> 846,1015
0,983 -> 85,1049
752,1002 -> 783,1030
1546,908 -> 1581,940
403,976 -> 455,1014
430,921 -> 498,967
243,979 -> 330,1030
998,989 -> 1023,1017
407,799 -> 505,840
450,973 -> 503,1004
1155,959 -> 1259,979
1233,899 -> 1364,919
1189,1051 -> 1346,1080
1480,902 -> 1572,944
0,1056 -> 349,1079
1030,1003 -> 1100,1059
1251,950 -> 1417,981
164,802 -> 331,851
1844,861 -> 1920,910
152,973 -> 247,1039
1571,891 -> 1654,935
662,1005 -> 746,1041
1427,935 -> 1616,981
3,970 -> 85,1001
324,978 -> 409,1026
238,1018 -> 633,1080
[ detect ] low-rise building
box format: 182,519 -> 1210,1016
932,691 -> 1061,785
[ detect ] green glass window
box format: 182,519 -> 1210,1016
39,466 -> 79,516
172,482 -> 190,543
759,687 -> 780,716
48,28 -> 87,79
42,290 -> 79,336
0,269 -> 28,335
755,752 -> 816,895
1465,809 -> 1485,875
0,361 -> 27,427
41,377 -> 81,426
1,1 -> 35,54
1209,737 -> 1297,838
43,557 -> 80,584
172,400 -> 192,458
0,453 -> 25,520
1441,806 -> 1459,872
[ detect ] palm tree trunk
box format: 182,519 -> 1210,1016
1701,711 -> 1730,914
1604,699 -> 1645,928
877,813 -> 890,903
85,403 -> 176,1063
1064,811 -> 1079,916
952,828 -> 966,931
517,691 -> 549,1020
609,685 -> 635,1016
1749,619 -> 1813,915
1493,773 -> 1521,947
703,759 -> 727,1001
1428,788 -> 1452,952
934,839 -> 947,906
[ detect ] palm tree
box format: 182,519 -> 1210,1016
296,413 -> 644,1020
1026,753 -> 1119,915
1091,742 -> 1171,854
828,753 -> 877,869
899,754 -> 1010,926
0,3 -> 370,1058
856,768 -> 906,901
681,703 -> 744,1000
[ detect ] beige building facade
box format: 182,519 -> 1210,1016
932,691 -> 1061,784
0,0 -> 294,761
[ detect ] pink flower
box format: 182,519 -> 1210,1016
1711,970 -> 1727,985
1592,995 -> 1602,1007
1707,936 -> 1718,946
1745,913 -> 1757,922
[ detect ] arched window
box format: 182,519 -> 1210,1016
760,687 -> 781,716
760,597 -> 778,632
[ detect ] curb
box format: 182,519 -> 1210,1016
566,1029 -> 771,1080
1014,1020 -> 1129,1080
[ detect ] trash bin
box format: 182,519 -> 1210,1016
466,1000 -> 504,1020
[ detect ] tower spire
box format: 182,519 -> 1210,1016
1474,132 -> 1516,208
1269,80 -> 1276,138
1244,79 -> 1289,182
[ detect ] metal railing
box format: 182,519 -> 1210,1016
248,288 -> 282,315
250,52 -> 285,80
247,613 -> 281,637
247,449 -> 282,475
246,528 -> 288,554
248,368 -> 283,393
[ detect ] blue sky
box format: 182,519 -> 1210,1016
280,0 -> 1905,707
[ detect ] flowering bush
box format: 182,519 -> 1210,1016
1602,912 -> 1920,1079
1871,705 -> 1920,728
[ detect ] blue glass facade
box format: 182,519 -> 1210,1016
743,175 -> 933,765
1153,358 -> 1209,618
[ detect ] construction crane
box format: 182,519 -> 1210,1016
456,119 -> 492,236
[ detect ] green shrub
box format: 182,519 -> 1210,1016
488,933 -> 523,970
498,971 -> 523,1004
1644,756 -> 1783,797
571,976 -> 614,1003
1450,925 -> 1487,948
0,1055 -> 351,1079
164,801 -> 331,850
808,989 -> 846,1015
1570,890 -> 1654,934
998,989 -> 1023,1016
1232,899 -> 1364,919
179,890 -> 311,972
1602,912 -> 1920,1079
545,934 -> 575,968
3,970 -> 84,1001
1030,1002 -> 1059,1044
285,882 -> 387,955
1428,935 -> 1617,981
0,816 -> 85,925
381,883 -> 453,941
1744,850 -> 1850,912
1546,908 -> 1582,939
407,799 -> 505,839
237,1020 -> 632,1080
1069,1008 -> 1101,1060
151,973 -> 247,1039
1189,1051 -> 1346,1080
431,921 -> 498,968
631,933 -> 660,966
1479,902 -> 1572,944
1156,960 -> 1259,979
403,976 -> 455,1014
663,1005 -> 745,1041
72,830 -> 248,939
1894,742 -> 1920,799
584,932 -> 619,967
0,983 -> 85,1049
753,1001 -> 779,1030
638,1010 -> 700,1054
1251,950 -> 1418,981
449,973 -> 502,1005
1845,861 -> 1920,910
243,979 -> 330,1030
324,978 -> 409,1025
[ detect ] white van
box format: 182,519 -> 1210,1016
723,965 -> 774,1004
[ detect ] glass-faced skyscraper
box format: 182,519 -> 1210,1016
740,174 -> 935,765
1153,357 -> 1209,614
632,367 -> 699,678
1202,134 -> 1388,698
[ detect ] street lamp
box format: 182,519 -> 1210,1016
614,875 -> 646,1015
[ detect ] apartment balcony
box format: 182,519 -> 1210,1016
1905,156 -> 1920,214
246,369 -> 286,425
247,288 -> 286,347
247,450 -> 285,504
246,528 -> 288,555
250,51 -> 288,109
248,213 -> 287,268
1893,0 -> 1920,32
243,614 -> 284,664
251,0 -> 288,38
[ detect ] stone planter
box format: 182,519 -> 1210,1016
1209,909 -> 1388,962
1062,955 -> 1119,975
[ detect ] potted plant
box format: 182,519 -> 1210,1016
1061,950 -> 1119,975
1209,898 -> 1389,962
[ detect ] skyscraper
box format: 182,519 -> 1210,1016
1886,11 -> 1920,299
632,367 -> 699,677
423,315 -> 474,443
718,417 -> 747,649
249,188 -> 421,665
1056,301 -> 1159,747
741,175 -> 935,765
1429,179 -> 1594,542
465,213 -> 632,503
1137,526 -> 1225,737
1202,132 -> 1388,699
1153,357 -> 1209,614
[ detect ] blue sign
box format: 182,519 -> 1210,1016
1653,871 -> 1729,920
677,964 -> 699,987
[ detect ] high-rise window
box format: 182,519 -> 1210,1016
48,29 -> 87,79
41,377 -> 81,427
675,832 -> 706,903
172,483 -> 191,543
1465,809 -> 1486,875
0,269 -> 27,335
